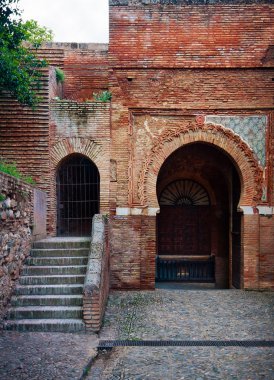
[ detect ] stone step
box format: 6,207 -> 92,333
25,256 -> 88,266
21,265 -> 87,276
4,319 -> 86,333
15,284 -> 84,296
33,238 -> 90,249
8,306 -> 82,319
19,275 -> 85,286
11,295 -> 83,307
30,248 -> 89,257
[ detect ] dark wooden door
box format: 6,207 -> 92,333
157,206 -> 211,256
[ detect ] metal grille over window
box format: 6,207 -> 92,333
159,179 -> 210,206
57,154 -> 100,236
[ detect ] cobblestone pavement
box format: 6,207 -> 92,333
0,331 -> 98,380
88,284 -> 274,380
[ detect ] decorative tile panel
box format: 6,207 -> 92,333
205,115 -> 267,167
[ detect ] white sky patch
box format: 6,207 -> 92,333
19,0 -> 109,43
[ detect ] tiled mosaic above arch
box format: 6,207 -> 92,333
205,115 -> 267,167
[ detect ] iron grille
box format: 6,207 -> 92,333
57,154 -> 99,237
156,256 -> 215,282
98,340 -> 274,349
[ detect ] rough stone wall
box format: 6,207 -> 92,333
0,173 -> 33,319
109,1 -> 274,290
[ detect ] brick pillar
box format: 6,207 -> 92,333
242,214 -> 260,289
140,215 -> 156,290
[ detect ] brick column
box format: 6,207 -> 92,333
242,214 -> 260,289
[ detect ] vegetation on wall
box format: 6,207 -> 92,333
0,158 -> 35,184
55,67 -> 65,83
0,0 -> 53,107
93,90 -> 112,102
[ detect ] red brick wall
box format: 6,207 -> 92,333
259,216 -> 274,290
109,2 -> 274,68
62,43 -> 109,101
109,1 -> 274,290
110,215 -> 156,290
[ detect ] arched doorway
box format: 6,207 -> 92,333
56,154 -> 100,236
156,143 -> 241,288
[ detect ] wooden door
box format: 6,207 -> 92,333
157,206 -> 211,256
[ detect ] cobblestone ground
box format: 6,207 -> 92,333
88,284 -> 274,380
0,331 -> 98,380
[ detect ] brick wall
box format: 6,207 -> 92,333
109,1 -> 273,68
62,43 -> 109,101
110,215 -> 156,289
259,216 -> 274,290
48,100 -> 111,235
109,0 -> 274,290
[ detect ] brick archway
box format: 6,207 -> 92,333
51,137 -> 103,168
48,137 -> 109,235
51,137 -> 109,210
138,122 -> 263,208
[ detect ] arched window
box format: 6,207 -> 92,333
159,179 -> 210,206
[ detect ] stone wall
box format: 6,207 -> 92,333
0,172 -> 46,319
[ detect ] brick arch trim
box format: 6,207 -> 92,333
137,122 -> 263,207
51,137 -> 104,168
50,137 -> 109,215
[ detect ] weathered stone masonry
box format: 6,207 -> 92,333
0,173 -> 46,319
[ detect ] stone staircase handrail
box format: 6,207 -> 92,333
83,214 -> 109,331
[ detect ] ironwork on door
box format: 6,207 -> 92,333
57,154 -> 99,236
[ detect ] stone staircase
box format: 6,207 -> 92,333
4,237 -> 90,332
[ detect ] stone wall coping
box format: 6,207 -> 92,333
50,99 -> 111,109
39,42 -> 109,51
0,171 -> 34,192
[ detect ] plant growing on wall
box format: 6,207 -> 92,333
0,158 -> 35,184
55,67 -> 65,83
0,0 -> 53,107
0,194 -> 6,202
93,90 -> 112,102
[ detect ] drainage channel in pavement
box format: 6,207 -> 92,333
98,339 -> 274,349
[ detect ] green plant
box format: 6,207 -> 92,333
0,0 -> 53,107
0,194 -> 6,202
0,158 -> 36,184
93,90 -> 112,102
55,67 -> 65,83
